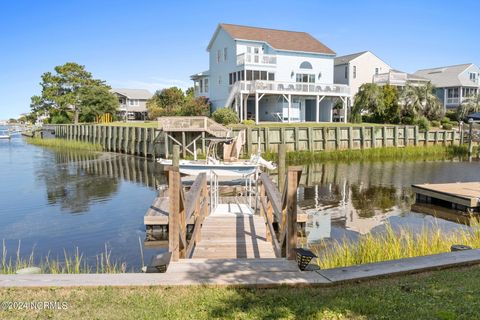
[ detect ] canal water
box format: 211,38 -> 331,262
0,133 -> 479,270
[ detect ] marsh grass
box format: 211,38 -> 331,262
263,145 -> 475,164
26,137 -> 103,152
315,218 -> 480,269
1,240 -> 127,274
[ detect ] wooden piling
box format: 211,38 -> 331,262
278,144 -> 286,193
172,145 -> 180,167
286,166 -> 301,260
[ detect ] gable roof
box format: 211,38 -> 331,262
111,88 -> 153,100
334,51 -> 369,65
413,63 -> 478,87
208,23 -> 335,55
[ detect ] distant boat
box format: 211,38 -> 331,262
0,130 -> 11,139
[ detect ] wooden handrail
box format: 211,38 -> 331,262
258,166 -> 302,259
168,168 -> 209,261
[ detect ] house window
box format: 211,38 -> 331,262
268,72 -> 275,81
299,61 -> 313,69
375,68 -> 379,75
470,72 -> 477,81
224,47 -> 228,61
204,79 -> 209,92
218,75 -> 222,85
229,73 -> 233,85
344,66 -> 348,79
447,88 -> 459,98
128,99 -> 139,106
199,80 -> 203,93
353,66 -> 357,79
296,73 -> 315,83
217,50 -> 221,63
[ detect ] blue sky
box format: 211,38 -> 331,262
1,0 -> 479,119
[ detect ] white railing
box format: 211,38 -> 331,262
373,72 -> 407,85
446,98 -> 460,105
238,80 -> 350,95
236,53 -> 277,66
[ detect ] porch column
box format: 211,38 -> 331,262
329,99 -> 333,122
459,87 -> 463,106
244,94 -> 248,121
239,93 -> 243,122
443,88 -> 447,110
288,94 -> 292,123
255,92 -> 259,125
343,98 -> 348,123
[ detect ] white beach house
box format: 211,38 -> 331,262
192,23 -> 351,124
414,64 -> 480,109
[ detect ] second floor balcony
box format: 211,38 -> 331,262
236,53 -> 277,66
373,72 -> 408,86
236,80 -> 350,96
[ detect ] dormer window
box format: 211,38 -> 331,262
299,61 -> 313,69
470,72 -> 477,81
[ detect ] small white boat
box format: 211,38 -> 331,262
0,130 -> 11,139
158,136 -> 276,177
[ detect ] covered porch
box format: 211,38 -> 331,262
231,80 -> 350,124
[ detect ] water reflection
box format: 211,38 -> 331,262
35,151 -> 165,214
299,161 -> 480,244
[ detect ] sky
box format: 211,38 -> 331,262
0,0 -> 479,119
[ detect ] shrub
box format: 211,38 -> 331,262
441,117 -> 451,125
400,116 -> 415,125
445,110 -> 458,122
212,108 -> 239,125
442,123 -> 453,130
416,116 -> 430,131
241,120 -> 255,126
430,120 -> 441,127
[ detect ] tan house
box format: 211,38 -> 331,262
334,51 -> 391,97
111,88 -> 153,120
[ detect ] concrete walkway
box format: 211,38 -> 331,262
1,250 -> 479,288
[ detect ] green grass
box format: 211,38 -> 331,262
2,265 -> 480,319
26,137 -> 103,152
1,240 -> 127,274
315,220 -> 480,269
263,145 -> 475,164
102,121 -> 158,128
229,122 -> 386,129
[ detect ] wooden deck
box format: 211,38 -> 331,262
192,214 -> 276,259
412,182 -> 480,209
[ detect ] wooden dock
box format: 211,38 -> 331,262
412,182 -> 480,212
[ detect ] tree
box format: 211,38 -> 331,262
381,85 -> 400,124
146,87 -> 211,119
31,62 -> 113,124
147,87 -> 185,119
351,84 -> 385,123
457,93 -> 480,120
400,82 -> 444,121
78,86 -> 119,122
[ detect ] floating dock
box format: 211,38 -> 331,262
412,182 -> 480,213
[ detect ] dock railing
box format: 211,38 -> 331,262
258,166 -> 303,259
167,168 -> 209,261
158,116 -> 230,138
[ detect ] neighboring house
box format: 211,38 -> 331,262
373,69 -> 429,87
414,64 -> 480,109
191,23 -> 351,124
334,51 -> 391,97
110,88 -> 153,120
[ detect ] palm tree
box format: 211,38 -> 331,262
457,93 -> 480,120
400,82 -> 444,121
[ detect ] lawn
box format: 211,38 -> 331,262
102,121 -> 158,128
229,122 -> 386,129
1,265 -> 480,319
